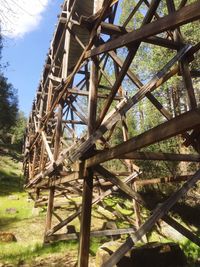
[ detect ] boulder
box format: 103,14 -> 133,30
5,208 -> 18,214
0,232 -> 17,242
102,221 -> 119,240
160,221 -> 183,241
96,242 -> 187,267
32,207 -> 42,216
96,241 -> 126,267
129,242 -> 187,267
8,195 -> 19,200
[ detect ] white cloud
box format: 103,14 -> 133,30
0,0 -> 50,38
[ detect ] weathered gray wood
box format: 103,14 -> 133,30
119,151 -> 200,162
45,227 -> 136,242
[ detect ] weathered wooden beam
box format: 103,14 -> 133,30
67,88 -> 123,100
45,187 -> 55,235
135,175 -> 193,186
94,174 -> 193,187
35,172 -> 79,188
85,2 -> 200,58
45,228 -> 136,242
41,131 -> 54,163
180,59 -> 197,109
100,22 -> 181,50
119,151 -> 200,162
163,215 -> 200,247
86,108 -> 200,167
62,120 -> 86,125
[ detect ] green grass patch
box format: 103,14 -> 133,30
90,237 -> 109,256
180,239 -> 200,264
0,240 -> 78,264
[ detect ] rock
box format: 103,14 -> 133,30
103,221 -> 118,230
8,195 -> 19,200
129,242 -> 187,267
0,232 -> 17,242
96,206 -> 116,220
5,208 -> 18,214
96,241 -> 124,267
96,242 -> 187,267
32,207 -> 42,216
66,225 -> 76,233
102,221 -> 119,240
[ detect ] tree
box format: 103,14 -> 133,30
10,111 -> 27,147
0,75 -> 18,137
0,30 -> 18,141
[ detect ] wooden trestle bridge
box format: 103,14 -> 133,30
24,0 -> 200,266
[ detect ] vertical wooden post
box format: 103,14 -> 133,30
121,116 -> 141,229
78,2 -> 102,266
77,59 -> 98,267
78,167 -> 94,267
45,186 -> 55,233
45,99 -> 63,236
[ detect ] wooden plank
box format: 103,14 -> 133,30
77,164 -> 93,265
45,228 -> 136,242
46,216 -> 200,247
88,57 -> 98,134
45,187 -> 55,235
135,175 -> 193,185
85,2 -> 200,58
119,151 -> 200,162
36,172 -> 79,188
41,131 -> 54,162
67,88 -> 123,100
100,22 -> 181,50
97,49 -> 137,125
86,107 -> 200,168
180,59 -> 197,109
163,215 -> 200,247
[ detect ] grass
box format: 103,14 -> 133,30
0,147 -> 34,231
180,240 -> 200,265
0,146 -> 84,265
0,240 -> 78,264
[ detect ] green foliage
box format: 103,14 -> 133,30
0,33 -> 19,142
180,240 -> 200,264
0,75 -> 18,136
10,111 -> 27,148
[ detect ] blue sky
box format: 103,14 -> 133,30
2,0 -> 63,116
